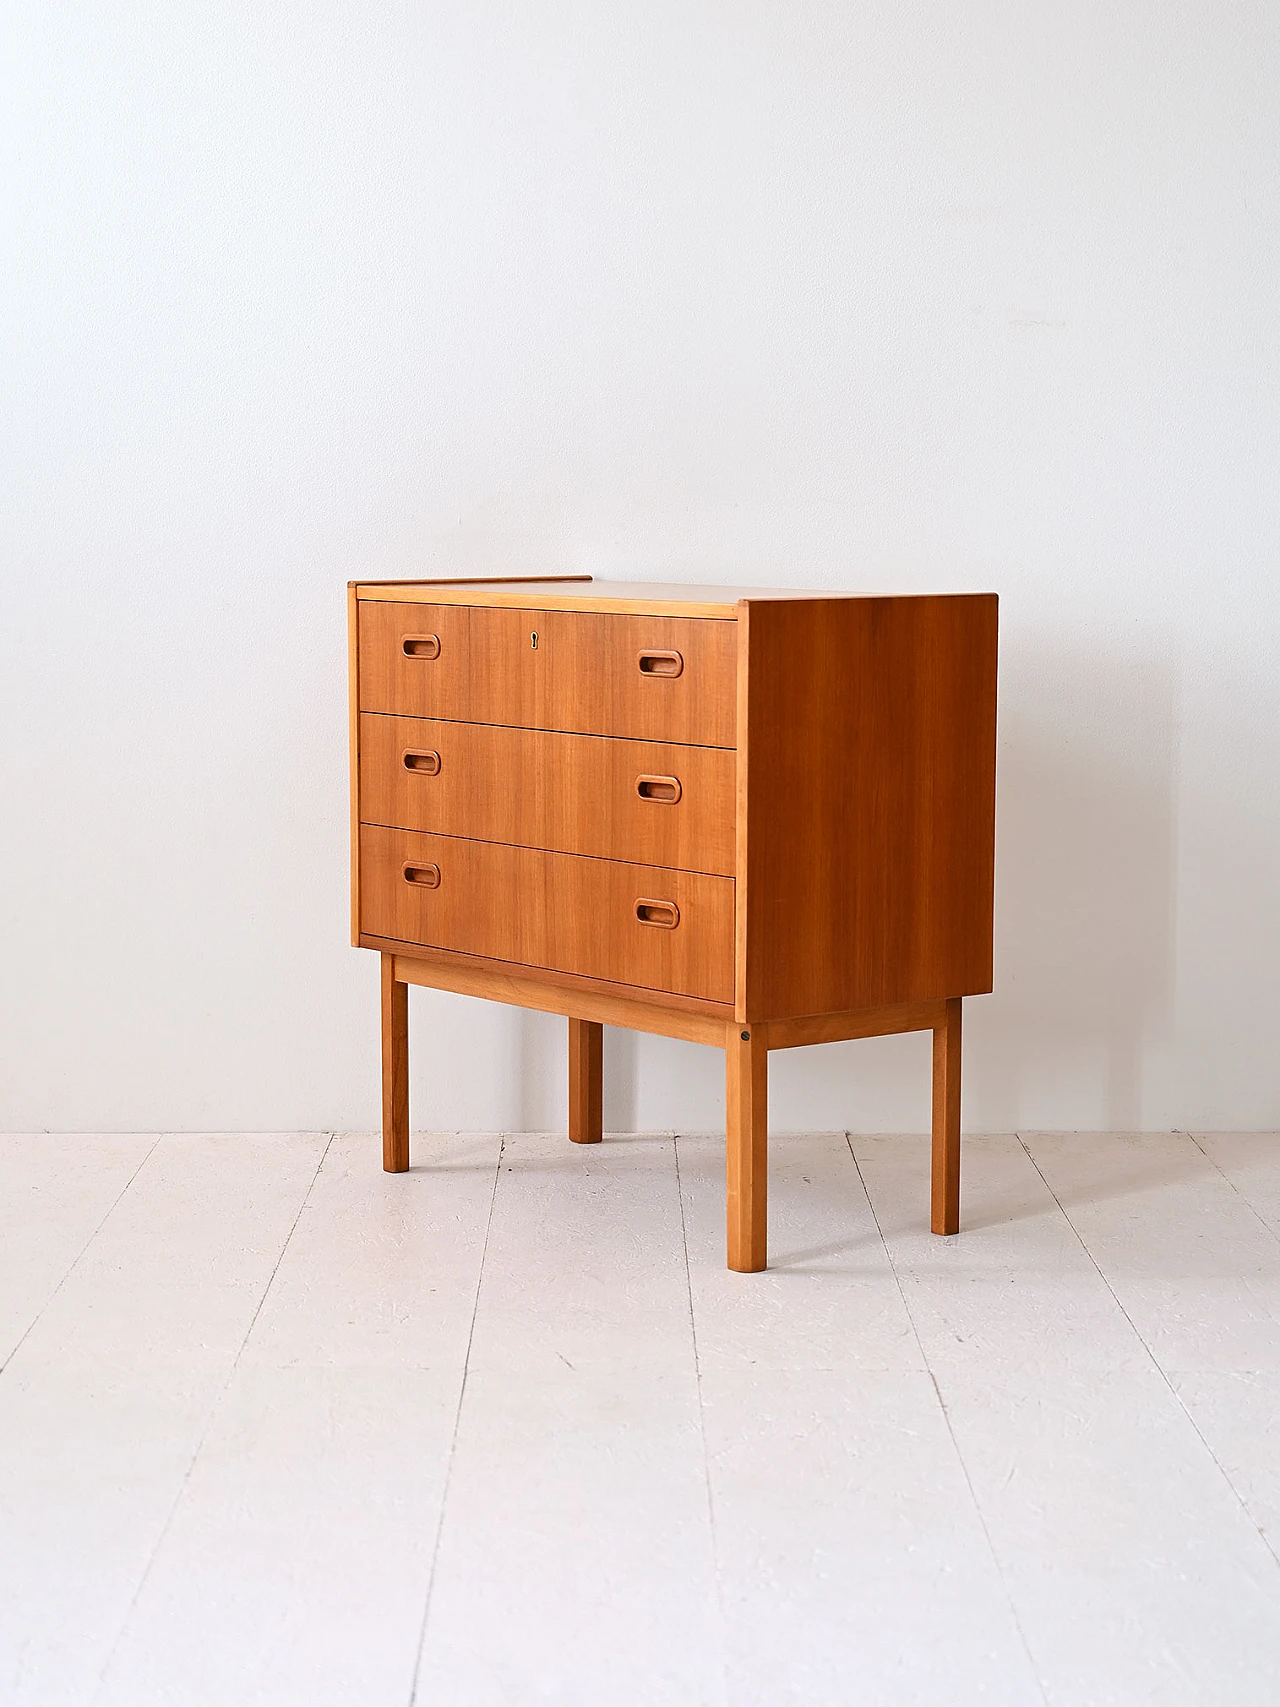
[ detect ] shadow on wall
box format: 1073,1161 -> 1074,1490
968,631 -> 1180,1133
423,631 -> 1180,1138
603,1028 -> 639,1133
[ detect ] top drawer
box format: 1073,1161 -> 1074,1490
357,600 -> 737,747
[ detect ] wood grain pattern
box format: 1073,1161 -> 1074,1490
765,1000 -> 947,1050
359,588 -> 740,618
389,954 -> 728,1043
353,581 -> 740,618
359,713 -> 735,876
357,600 -> 737,746
380,953 -> 409,1172
353,580 -> 883,616
360,825 -> 735,1003
725,1024 -> 768,1272
738,594 -> 998,1020
931,996 -> 962,1234
733,604 -> 750,1019
349,584 -> 362,948
569,1019 -> 603,1144
352,575 -> 594,589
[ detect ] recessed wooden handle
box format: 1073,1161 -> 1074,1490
635,897 -> 679,929
402,749 -> 441,775
636,774 -> 682,804
402,634 -> 440,660
637,649 -> 683,678
402,862 -> 440,888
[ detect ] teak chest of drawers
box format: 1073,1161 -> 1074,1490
349,576 -> 998,1271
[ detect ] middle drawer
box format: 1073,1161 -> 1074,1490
359,713 -> 735,876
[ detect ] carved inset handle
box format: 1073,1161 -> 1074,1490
637,649 -> 683,678
402,861 -> 440,888
635,897 -> 679,929
636,774 -> 682,804
402,634 -> 441,659
403,749 -> 441,775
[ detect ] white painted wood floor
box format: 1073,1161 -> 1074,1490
3,1131 -> 1280,1706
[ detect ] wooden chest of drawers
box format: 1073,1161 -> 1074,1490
349,576 -> 998,1270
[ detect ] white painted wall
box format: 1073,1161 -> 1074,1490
3,2 -> 1277,1134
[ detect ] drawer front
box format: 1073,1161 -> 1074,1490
359,825 -> 734,1003
357,600 -> 736,747
359,714 -> 735,877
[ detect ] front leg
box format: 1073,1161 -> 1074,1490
931,997 -> 961,1233
381,953 -> 409,1172
726,1025 -> 768,1272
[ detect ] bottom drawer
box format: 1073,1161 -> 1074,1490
359,825 -> 734,1004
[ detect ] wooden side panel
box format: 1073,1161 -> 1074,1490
358,713 -> 735,876
740,595 -> 997,1018
357,600 -> 737,747
734,606 -> 751,1018
349,584 -> 362,946
360,825 -> 735,1004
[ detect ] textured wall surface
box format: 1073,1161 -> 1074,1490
3,2 -> 1277,1131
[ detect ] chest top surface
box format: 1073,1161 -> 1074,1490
350,574 -> 924,617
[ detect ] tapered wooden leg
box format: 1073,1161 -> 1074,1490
568,1018 -> 603,1144
726,1025 -> 768,1272
381,953 -> 409,1172
931,997 -> 962,1233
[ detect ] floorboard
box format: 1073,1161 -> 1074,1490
1,1130 -> 1279,1705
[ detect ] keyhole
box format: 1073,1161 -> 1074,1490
531,631 -> 538,650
